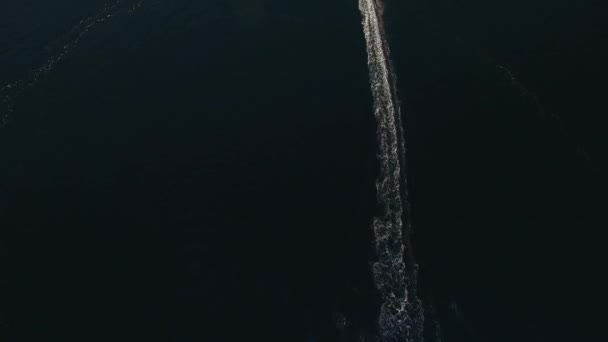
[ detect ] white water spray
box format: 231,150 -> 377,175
358,0 -> 423,340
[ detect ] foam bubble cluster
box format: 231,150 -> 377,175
359,0 -> 424,340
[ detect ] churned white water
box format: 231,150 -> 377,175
358,0 -> 423,340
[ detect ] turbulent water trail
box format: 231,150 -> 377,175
358,0 -> 423,341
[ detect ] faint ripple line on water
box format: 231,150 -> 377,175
0,0 -> 144,128
358,0 -> 424,341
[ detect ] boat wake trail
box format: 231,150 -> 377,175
358,0 -> 423,341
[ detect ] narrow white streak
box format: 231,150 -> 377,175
359,0 -> 423,341
0,0 -> 144,128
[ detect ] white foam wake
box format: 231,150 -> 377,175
358,0 -> 423,340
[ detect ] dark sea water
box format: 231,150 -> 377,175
1,1 -> 605,341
